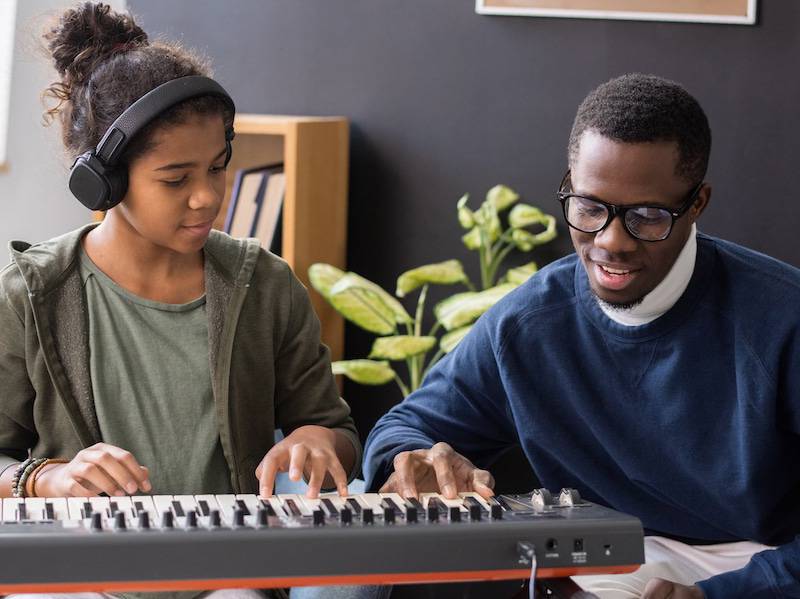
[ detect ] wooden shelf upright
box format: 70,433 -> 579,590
217,114 -> 349,361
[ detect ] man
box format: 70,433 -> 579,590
363,74 -> 800,598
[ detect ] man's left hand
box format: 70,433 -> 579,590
641,578 -> 705,599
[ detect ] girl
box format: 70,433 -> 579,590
0,0 -> 358,527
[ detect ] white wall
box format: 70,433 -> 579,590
0,0 -> 125,257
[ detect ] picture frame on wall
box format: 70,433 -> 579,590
476,0 -> 757,25
0,0 -> 17,168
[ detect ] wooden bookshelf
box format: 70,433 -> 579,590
218,114 -> 349,361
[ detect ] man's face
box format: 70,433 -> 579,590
569,131 -> 710,307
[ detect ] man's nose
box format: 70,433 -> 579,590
593,214 -> 638,254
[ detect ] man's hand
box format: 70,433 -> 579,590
36,443 -> 151,497
641,578 -> 705,599
256,425 -> 349,499
380,442 -> 494,499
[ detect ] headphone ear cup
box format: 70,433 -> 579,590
105,167 -> 128,209
69,152 -> 112,211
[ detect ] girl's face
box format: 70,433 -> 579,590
115,113 -> 229,255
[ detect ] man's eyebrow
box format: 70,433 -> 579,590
153,147 -> 227,172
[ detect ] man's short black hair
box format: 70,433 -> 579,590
568,74 -> 711,184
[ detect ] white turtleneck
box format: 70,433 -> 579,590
598,223 -> 697,326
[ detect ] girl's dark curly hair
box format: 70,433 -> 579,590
43,2 -> 233,163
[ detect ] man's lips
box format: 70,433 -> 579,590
592,261 -> 641,291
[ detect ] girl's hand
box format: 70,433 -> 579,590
36,443 -> 151,497
256,425 -> 349,499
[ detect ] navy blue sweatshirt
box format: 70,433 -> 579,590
363,234 -> 800,598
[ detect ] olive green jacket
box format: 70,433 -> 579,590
0,224 -> 360,492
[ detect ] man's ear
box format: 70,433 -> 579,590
690,183 -> 712,222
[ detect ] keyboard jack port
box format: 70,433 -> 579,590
573,538 -> 584,552
546,538 -> 558,552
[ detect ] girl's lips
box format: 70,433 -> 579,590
182,221 -> 214,236
593,262 -> 639,291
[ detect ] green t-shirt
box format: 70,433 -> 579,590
79,250 -> 232,496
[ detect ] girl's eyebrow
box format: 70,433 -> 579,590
153,147 -> 227,172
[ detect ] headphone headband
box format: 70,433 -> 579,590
69,75 -> 236,211
95,75 -> 235,165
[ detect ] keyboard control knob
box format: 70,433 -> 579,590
313,509 -> 325,526
90,512 -> 103,532
138,512 -> 150,529
256,507 -> 269,528
449,506 -> 461,522
340,507 -> 352,525
406,506 -> 418,524
161,511 -> 174,529
209,510 -> 222,528
185,510 -> 198,529
469,504 -> 481,521
490,504 -> 503,520
114,511 -> 127,530
362,508 -> 374,525
427,505 -> 439,522
232,507 -> 245,528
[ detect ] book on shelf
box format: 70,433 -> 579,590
252,170 -> 285,255
223,163 -> 283,243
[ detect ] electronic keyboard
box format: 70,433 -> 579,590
0,488 -> 644,593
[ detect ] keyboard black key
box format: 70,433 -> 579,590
259,499 -> 278,517
45,502 -> 55,521
285,499 -> 302,517
198,500 -> 210,517
171,501 -> 185,518
134,501 -> 145,515
82,502 -> 92,518
17,504 -> 27,521
321,498 -> 338,517
235,499 -> 251,516
346,498 -> 362,515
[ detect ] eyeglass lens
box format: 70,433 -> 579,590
564,196 -> 673,241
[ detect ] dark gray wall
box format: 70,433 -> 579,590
129,0 -> 800,438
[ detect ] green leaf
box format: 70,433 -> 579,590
329,276 -> 398,335
486,185 -> 519,212
461,226 -> 482,250
508,203 -> 544,228
511,214 -> 557,251
331,273 -> 412,325
332,360 -> 396,385
456,194 -> 474,229
434,283 -> 517,331
369,335 -> 437,360
440,326 -> 472,354
308,263 -> 346,299
503,261 -> 539,285
396,260 -> 467,297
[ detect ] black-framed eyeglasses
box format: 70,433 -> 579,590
556,170 -> 703,242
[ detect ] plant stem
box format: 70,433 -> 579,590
479,227 -> 492,289
415,285 -> 428,338
427,321 -> 441,337
394,374 -> 410,397
487,242 -> 516,286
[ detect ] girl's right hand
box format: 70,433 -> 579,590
36,443 -> 151,497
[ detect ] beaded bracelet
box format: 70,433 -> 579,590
13,457 -> 47,498
27,458 -> 69,498
10,454 -> 36,497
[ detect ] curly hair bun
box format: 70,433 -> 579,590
44,2 -> 147,88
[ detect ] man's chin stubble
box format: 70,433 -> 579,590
595,293 -> 645,312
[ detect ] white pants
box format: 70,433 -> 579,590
572,536 -> 774,598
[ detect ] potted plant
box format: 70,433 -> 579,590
309,185 -> 557,398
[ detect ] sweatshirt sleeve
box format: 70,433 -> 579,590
363,310 -> 518,491
0,267 -> 37,469
697,540 -> 800,598
273,270 -> 362,480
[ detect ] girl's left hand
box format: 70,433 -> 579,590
255,425 -> 349,499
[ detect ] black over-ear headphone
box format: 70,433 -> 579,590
68,75 -> 236,211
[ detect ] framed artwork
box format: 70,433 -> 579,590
0,0 -> 17,168
476,0 -> 757,25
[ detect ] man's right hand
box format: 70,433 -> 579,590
380,442 -> 495,500
36,443 -> 151,497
